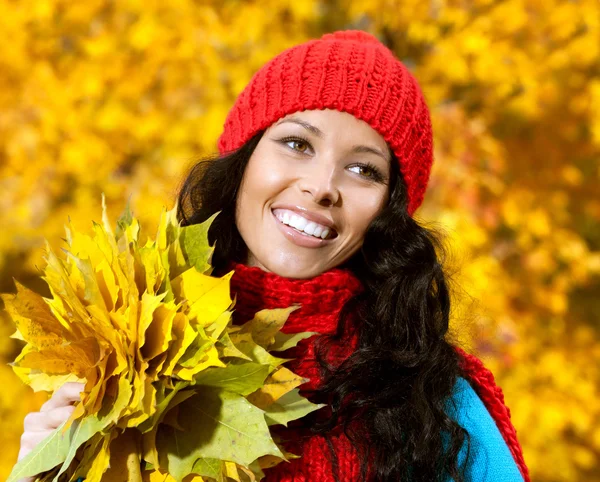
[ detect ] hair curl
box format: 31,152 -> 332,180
176,131 -> 472,482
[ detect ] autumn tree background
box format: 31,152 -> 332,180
1,1 -> 598,480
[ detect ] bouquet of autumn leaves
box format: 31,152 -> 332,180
4,195 -> 323,482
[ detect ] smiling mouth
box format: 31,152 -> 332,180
272,209 -> 338,240
287,223 -> 338,240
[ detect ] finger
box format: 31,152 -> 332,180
18,429 -> 53,460
24,405 -> 75,432
40,382 -> 85,412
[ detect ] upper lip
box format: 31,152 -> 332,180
271,204 -> 337,231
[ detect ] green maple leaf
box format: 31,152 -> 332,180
158,388 -> 284,482
263,388 -> 326,427
270,331 -> 318,351
179,211 -> 218,275
193,362 -> 270,395
191,458 -> 224,480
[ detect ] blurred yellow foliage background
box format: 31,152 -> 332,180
1,1 -> 599,480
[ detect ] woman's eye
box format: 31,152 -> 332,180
286,139 -> 310,153
349,164 -> 378,179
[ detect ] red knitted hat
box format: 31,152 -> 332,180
217,30 -> 434,216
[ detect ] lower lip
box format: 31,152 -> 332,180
272,211 -> 334,248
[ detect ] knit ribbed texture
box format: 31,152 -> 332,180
228,262 -> 530,481
217,30 -> 434,216
229,260 -> 363,396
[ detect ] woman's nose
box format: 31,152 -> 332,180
298,163 -> 341,207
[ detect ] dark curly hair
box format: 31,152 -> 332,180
175,131 -> 472,482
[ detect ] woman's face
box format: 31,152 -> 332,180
235,108 -> 391,279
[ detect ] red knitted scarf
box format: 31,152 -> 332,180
229,262 -> 530,482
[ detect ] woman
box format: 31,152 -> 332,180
17,30 -> 529,481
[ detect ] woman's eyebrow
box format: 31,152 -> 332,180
275,118 -> 324,138
351,145 -> 389,162
275,117 -> 389,161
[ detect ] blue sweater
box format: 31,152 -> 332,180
446,376 -> 524,481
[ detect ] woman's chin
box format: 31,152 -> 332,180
254,255 -> 329,280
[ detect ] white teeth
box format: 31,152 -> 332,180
304,222 -> 317,236
273,209 -> 334,240
291,215 -> 307,231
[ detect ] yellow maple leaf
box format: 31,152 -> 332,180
4,195 -> 323,482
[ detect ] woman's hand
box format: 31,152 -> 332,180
16,382 -> 85,482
